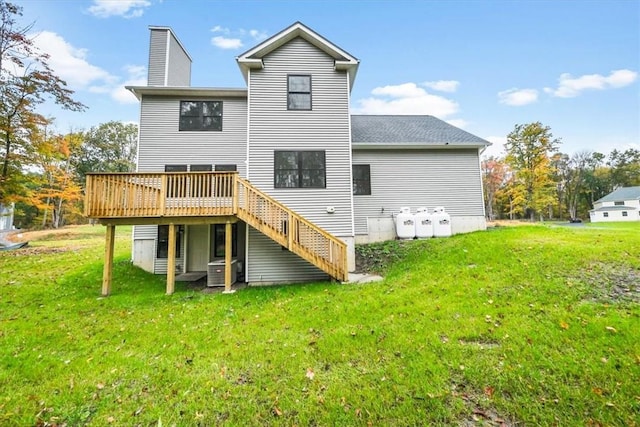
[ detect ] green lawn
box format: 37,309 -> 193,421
1,223 -> 638,426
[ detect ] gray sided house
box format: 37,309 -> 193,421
125,22 -> 489,285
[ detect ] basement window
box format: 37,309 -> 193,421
603,212 -> 609,217
622,211 -> 628,217
214,224 -> 237,257
157,225 -> 183,259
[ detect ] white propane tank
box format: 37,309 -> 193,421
415,207 -> 433,239
395,207 -> 415,239
432,206 -> 452,237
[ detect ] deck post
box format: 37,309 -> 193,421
232,175 -> 238,214
166,223 -> 176,295
223,220 -> 234,293
102,224 -> 115,296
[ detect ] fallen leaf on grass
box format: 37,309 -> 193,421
605,326 -> 617,333
484,386 -> 495,397
306,368 -> 315,380
560,321 -> 569,330
592,387 -> 604,395
273,406 -> 282,417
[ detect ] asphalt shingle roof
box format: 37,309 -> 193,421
595,186 -> 640,203
351,115 -> 490,146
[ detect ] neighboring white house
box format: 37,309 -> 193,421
589,186 -> 640,222
119,22 -> 490,285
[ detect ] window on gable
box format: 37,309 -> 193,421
288,75 -> 311,110
353,165 -> 371,195
274,151 -> 325,188
614,201 -> 624,206
179,101 -> 222,131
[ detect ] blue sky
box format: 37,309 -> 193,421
15,0 -> 640,158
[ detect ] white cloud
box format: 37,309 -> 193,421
210,25 -> 268,49
498,88 -> 539,106
249,29 -> 268,41
32,31 -> 115,89
211,36 -> 243,49
446,118 -> 468,128
544,69 -> 638,98
211,25 -> 229,34
482,136 -> 507,159
87,0 -> 151,18
110,65 -> 147,104
353,82 -> 459,117
32,31 -> 144,104
423,80 -> 460,93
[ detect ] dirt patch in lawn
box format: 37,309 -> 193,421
452,381 -> 517,426
5,225 -> 98,243
0,246 -> 81,257
355,240 -> 411,274
574,262 -> 640,304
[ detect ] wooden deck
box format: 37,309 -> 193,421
85,172 -> 348,295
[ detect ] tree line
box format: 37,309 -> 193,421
0,1 -> 137,228
483,122 -> 640,222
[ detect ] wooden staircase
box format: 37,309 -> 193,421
84,172 -> 348,282
235,177 -> 347,281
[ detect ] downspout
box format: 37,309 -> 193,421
244,69 -> 251,283
346,74 -> 355,240
478,147 -> 487,221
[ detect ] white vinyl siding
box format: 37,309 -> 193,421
246,228 -> 328,284
136,96 -> 247,173
133,94 -> 247,266
352,149 -> 485,235
246,37 -> 353,235
245,37 -> 354,283
167,33 -> 191,86
148,30 -> 167,86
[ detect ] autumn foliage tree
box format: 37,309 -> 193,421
0,1 -> 85,206
481,156 -> 508,220
28,128 -> 83,228
504,122 -> 560,221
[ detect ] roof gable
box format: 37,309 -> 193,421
236,22 -> 359,87
595,186 -> 640,203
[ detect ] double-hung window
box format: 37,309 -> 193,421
179,101 -> 222,131
274,151 -> 325,188
287,75 -> 311,110
352,165 -> 371,195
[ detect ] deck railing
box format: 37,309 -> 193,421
84,172 -> 347,281
235,177 -> 347,281
85,172 -> 236,218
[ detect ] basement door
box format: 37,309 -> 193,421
186,224 -> 209,272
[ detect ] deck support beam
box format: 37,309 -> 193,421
223,220 -> 234,293
166,223 -> 176,295
102,224 -> 115,296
